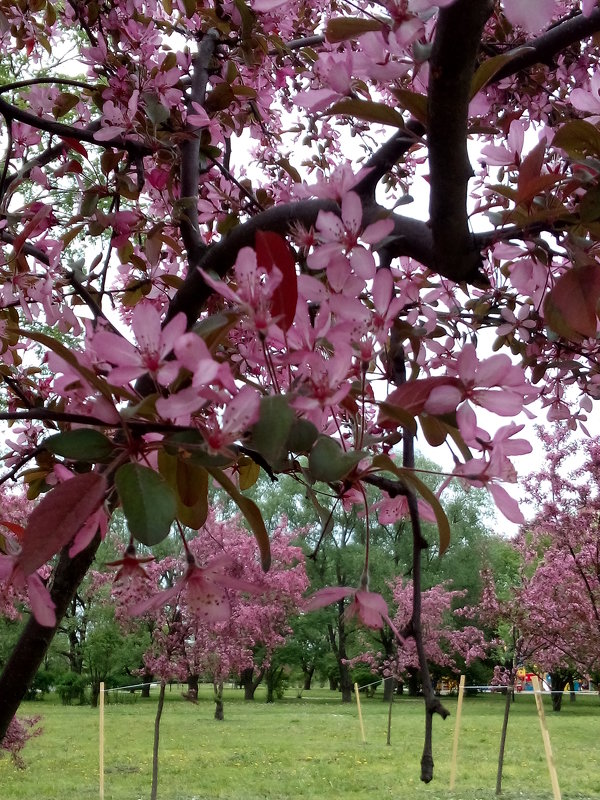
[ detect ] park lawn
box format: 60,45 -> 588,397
0,687 -> 599,800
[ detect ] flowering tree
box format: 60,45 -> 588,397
347,580 -> 488,693
114,510 -> 307,713
2,0 -> 600,783
483,427 -> 600,710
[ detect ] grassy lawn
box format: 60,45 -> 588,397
1,686 -> 599,800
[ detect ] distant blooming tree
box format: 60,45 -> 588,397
343,580 -> 488,694
3,0 -> 600,782
482,427 -> 600,710
113,510 -> 308,715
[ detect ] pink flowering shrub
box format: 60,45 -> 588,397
1,716 -> 42,768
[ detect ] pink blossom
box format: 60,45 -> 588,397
306,585 -> 393,630
308,192 -> 394,283
503,0 -> 557,33
570,72 -> 600,119
92,303 -> 187,387
0,548 -> 56,627
106,545 -> 155,582
129,554 -> 261,622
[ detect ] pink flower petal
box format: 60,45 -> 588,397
27,572 -> 56,627
305,586 -> 354,611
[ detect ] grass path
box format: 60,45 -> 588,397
1,687 -> 599,800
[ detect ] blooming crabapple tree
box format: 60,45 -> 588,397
2,0 -> 600,783
114,510 -> 307,716
481,426 -> 600,710
348,579 -> 488,693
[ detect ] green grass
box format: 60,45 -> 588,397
1,687 -> 599,800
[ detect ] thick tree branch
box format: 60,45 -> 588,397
427,0 -> 493,283
354,122 -> 425,203
493,8 -> 600,83
0,532 -> 102,741
0,97 -> 156,156
179,29 -> 219,269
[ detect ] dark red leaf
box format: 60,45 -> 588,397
20,473 -> 106,574
543,263 -> 600,341
255,230 -> 297,332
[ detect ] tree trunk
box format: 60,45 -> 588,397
328,675 -> 338,691
90,680 -> 100,709
340,662 -> 352,703
141,673 -> 153,698
496,682 -> 514,794
240,667 -> 264,700
407,668 -> 420,697
0,534 -> 101,742
550,671 -> 570,712
184,674 -> 199,702
327,612 -> 352,703
302,666 -> 314,690
151,681 -> 166,800
383,676 -> 395,703
213,681 -> 224,721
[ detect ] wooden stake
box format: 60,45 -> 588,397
532,675 -> 561,800
449,674 -> 466,790
354,682 -> 366,744
99,681 -> 105,800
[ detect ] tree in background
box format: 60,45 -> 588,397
483,427 -> 600,710
3,0 -> 600,783
115,510 -> 307,716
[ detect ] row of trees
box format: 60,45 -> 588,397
4,430 -> 600,752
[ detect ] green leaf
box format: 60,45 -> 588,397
157,451 -> 209,530
163,431 -> 234,467
390,88 -> 428,126
553,120 -> 600,159
371,454 -> 451,555
206,467 -> 271,571
286,418 -> 319,454
237,455 -> 261,491
52,92 -> 80,119
325,17 -> 383,43
115,463 -> 177,546
308,436 -> 364,483
248,395 -> 295,469
470,47 -> 536,99
327,99 -> 405,129
580,186 -> 600,223
44,430 -> 116,462
143,93 -> 170,125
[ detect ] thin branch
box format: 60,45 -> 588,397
268,35 -> 325,55
68,270 -> 120,334
354,122 -> 425,203
0,230 -> 51,265
0,77 -> 93,94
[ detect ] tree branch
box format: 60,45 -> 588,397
0,532 -> 102,741
492,8 -> 600,83
0,96 -> 156,156
354,122 -> 425,203
427,0 -> 493,283
179,29 -> 219,269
